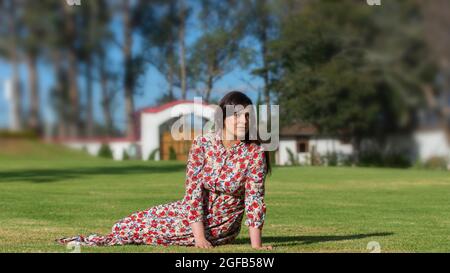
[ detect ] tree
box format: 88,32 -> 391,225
0,0 -> 25,131
77,0 -> 113,137
271,0 -> 436,162
21,1 -> 47,134
189,0 -> 249,103
178,0 -> 189,100
244,0 -> 280,106
35,0 -> 84,138
420,0 -> 450,140
145,0 -> 183,102
138,0 -> 194,102
121,0 -> 137,139
62,2 -> 82,138
115,0 -> 157,139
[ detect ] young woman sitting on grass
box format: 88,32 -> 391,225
57,91 -> 272,250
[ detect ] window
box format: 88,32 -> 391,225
340,136 -> 351,144
296,138 -> 309,153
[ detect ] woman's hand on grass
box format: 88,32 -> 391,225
195,237 -> 214,249
191,221 -> 213,248
252,245 -> 273,250
249,226 -> 273,250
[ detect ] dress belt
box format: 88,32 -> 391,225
204,186 -> 240,198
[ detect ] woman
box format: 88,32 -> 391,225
57,91 -> 272,250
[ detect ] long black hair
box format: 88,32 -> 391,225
215,91 -> 271,175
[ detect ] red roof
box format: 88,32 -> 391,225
48,101 -> 212,144
136,100 -> 211,114
46,136 -> 138,143
280,122 -> 318,137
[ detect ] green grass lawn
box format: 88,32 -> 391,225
1,140 -> 450,253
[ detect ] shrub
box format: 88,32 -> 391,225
358,150 -> 411,168
303,153 -> 311,166
98,143 -> 113,159
122,149 -> 130,160
341,155 -> 353,166
269,150 -> 276,166
325,152 -> 338,166
423,156 -> 448,170
169,146 -> 177,160
286,148 -> 300,166
358,150 -> 383,167
310,147 -> 322,166
0,130 -> 38,139
81,146 -> 88,154
147,148 -> 159,161
383,153 -> 411,168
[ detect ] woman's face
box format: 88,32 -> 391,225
223,106 -> 250,140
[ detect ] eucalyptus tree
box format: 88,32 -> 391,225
188,0 -> 250,103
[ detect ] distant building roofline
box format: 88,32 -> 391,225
46,136 -> 138,143
280,122 -> 318,137
136,100 -> 212,114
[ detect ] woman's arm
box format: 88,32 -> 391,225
191,221 -> 213,248
249,226 -> 272,250
245,147 -> 272,250
185,136 -> 213,248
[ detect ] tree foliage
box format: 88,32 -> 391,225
271,0 -> 437,157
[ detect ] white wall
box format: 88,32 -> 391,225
141,113 -> 162,161
414,130 -> 450,162
109,142 -> 135,160
277,137 -> 353,165
63,141 -> 134,161
64,142 -> 101,157
277,131 -> 450,166
140,102 -> 216,161
4,79 -> 21,131
60,102 -> 216,161
278,139 -> 297,165
310,138 -> 353,155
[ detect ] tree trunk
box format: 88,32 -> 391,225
64,4 -> 80,138
7,0 -> 23,131
51,51 -> 69,138
260,22 -> 272,126
205,74 -> 213,104
179,0 -> 187,100
10,52 -> 23,132
26,52 -> 41,134
100,62 -> 113,137
351,136 -> 361,165
260,24 -> 270,107
123,0 -> 136,139
168,62 -> 174,100
67,50 -> 80,138
85,59 -> 94,137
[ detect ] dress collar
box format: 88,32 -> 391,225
214,131 -> 244,155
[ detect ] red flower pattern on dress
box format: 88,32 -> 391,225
56,131 -> 267,247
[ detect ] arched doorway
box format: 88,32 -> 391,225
159,115 -> 210,161
138,100 -> 216,161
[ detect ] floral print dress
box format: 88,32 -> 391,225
57,131 -> 267,247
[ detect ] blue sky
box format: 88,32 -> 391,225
0,11 -> 264,132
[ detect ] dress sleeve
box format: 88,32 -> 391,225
184,135 -> 206,224
244,146 -> 267,229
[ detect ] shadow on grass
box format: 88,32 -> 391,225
232,232 -> 394,246
0,164 -> 186,183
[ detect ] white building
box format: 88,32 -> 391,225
3,79 -> 21,131
276,122 -> 353,165
59,100 -> 216,161
413,128 -> 450,163
57,100 -> 450,166
276,121 -> 450,167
